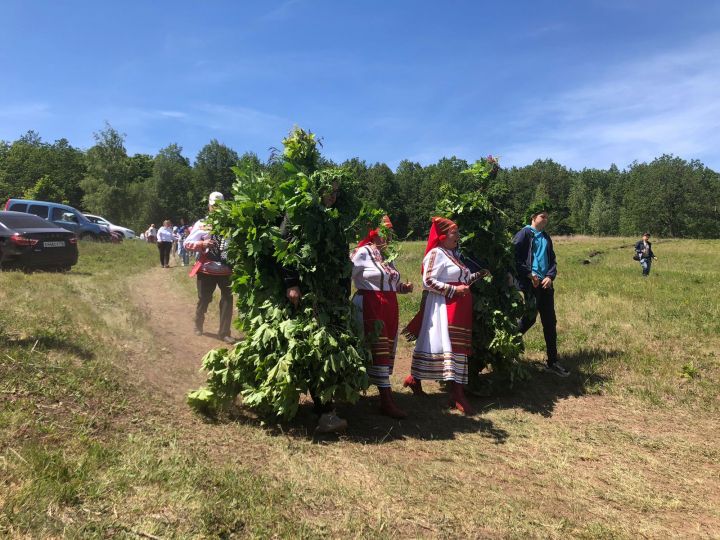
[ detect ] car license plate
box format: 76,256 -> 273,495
43,241 -> 65,248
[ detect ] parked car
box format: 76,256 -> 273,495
4,199 -> 111,241
84,214 -> 135,239
0,211 -> 79,270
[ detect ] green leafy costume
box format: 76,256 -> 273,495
188,128 -> 373,419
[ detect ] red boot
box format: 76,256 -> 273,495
403,375 -> 426,396
379,387 -> 407,419
449,381 -> 475,415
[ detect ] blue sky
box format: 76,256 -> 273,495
1,0 -> 719,170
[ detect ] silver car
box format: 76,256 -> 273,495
84,214 -> 136,239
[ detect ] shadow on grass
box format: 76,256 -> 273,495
227,396 -> 510,445
483,347 -> 618,418
205,347 -> 616,445
0,333 -> 95,361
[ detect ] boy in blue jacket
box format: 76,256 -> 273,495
513,207 -> 569,377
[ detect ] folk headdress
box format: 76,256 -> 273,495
357,215 -> 393,248
418,216 -> 458,274
424,217 -> 457,258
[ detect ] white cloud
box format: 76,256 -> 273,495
190,104 -> 292,136
157,110 -> 187,119
93,103 -> 289,137
0,102 -> 51,119
501,33 -> 720,169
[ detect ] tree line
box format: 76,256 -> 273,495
1,124 -> 719,238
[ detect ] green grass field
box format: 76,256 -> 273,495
1,237 -> 718,538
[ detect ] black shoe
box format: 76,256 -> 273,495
220,335 -> 235,344
545,362 -> 570,377
194,329 -> 202,336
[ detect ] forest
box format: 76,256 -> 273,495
1,124 -> 719,238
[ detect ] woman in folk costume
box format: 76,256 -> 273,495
351,216 -> 414,418
403,217 -> 486,415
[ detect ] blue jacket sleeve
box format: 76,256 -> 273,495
545,234 -> 557,280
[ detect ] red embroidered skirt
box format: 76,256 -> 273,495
445,287 -> 472,355
409,282 -> 473,383
358,290 -> 399,365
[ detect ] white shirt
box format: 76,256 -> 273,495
157,226 -> 175,242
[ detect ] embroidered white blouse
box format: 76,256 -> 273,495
351,244 -> 405,292
422,247 -> 483,298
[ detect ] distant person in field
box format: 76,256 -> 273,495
403,217 -> 486,415
184,192 -> 234,344
171,225 -> 180,263
350,216 -> 414,419
145,223 -> 157,243
513,206 -> 569,377
176,218 -> 190,266
635,232 -> 657,277
157,220 -> 174,268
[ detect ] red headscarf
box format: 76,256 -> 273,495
403,216 -> 459,340
421,217 -> 457,273
357,215 -> 393,248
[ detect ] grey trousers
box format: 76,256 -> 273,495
195,273 -> 233,337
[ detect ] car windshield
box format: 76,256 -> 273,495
0,212 -> 61,229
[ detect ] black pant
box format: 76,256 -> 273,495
195,273 -> 233,337
518,286 -> 558,365
309,388 -> 333,416
158,241 -> 172,267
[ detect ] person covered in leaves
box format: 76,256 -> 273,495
403,217 -> 486,415
350,216 -> 414,418
187,128 -> 372,429
184,191 -> 234,344
280,176 -> 354,434
513,204 -> 568,377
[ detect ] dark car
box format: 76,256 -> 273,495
0,211 -> 79,271
4,198 -> 111,241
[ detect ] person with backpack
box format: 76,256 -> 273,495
183,192 -> 234,344
634,232 -> 657,277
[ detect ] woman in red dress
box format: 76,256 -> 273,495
351,217 -> 414,418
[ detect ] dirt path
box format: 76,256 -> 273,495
127,267 -> 239,403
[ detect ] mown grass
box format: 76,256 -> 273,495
1,237 -> 719,538
0,241 -> 316,538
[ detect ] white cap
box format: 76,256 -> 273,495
208,192 -> 224,206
